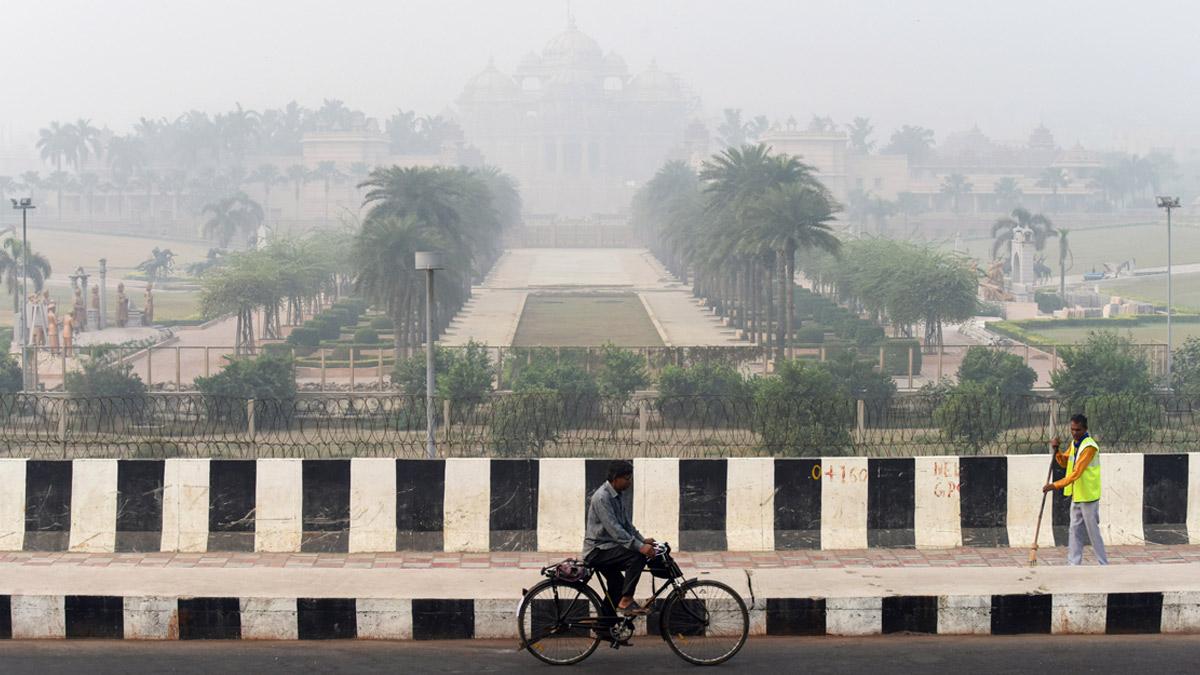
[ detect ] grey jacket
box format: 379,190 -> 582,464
583,481 -> 644,560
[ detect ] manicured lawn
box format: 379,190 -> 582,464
512,293 -> 664,347
956,221 -> 1200,271
1018,322 -> 1200,344
1104,272 -> 1200,312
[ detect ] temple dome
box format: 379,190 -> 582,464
541,20 -> 603,68
460,61 -> 519,101
626,61 -> 681,101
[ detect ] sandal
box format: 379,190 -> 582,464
619,601 -> 651,616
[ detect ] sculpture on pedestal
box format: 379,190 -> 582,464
116,283 -> 129,328
143,283 -> 154,325
47,306 -> 59,355
61,312 -> 74,357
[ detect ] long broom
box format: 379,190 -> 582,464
1029,445 -> 1059,567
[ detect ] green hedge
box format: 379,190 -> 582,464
989,314 -> 1200,347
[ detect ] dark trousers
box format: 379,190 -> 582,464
586,546 -> 646,603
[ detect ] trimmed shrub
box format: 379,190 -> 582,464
878,339 -> 922,376
656,362 -> 753,425
353,328 -> 380,344
490,388 -> 561,456
753,359 -> 853,456
65,348 -> 146,399
1085,394 -> 1158,445
596,344 -> 648,401
370,316 -> 394,330
0,354 -> 21,394
1035,291 -> 1065,315
933,381 -> 1007,450
287,326 -> 320,349
795,325 -> 826,344
854,323 -> 885,347
957,346 -> 1037,399
514,362 -> 599,424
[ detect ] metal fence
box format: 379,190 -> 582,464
1,392 -> 1196,459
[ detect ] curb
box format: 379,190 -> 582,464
2,591 -> 1196,640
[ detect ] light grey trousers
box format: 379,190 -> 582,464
1068,499 -> 1108,566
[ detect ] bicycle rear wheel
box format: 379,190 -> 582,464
518,580 -> 604,665
660,579 -> 749,666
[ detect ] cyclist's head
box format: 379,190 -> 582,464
607,460 -> 634,491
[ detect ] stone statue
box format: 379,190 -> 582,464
116,283 -> 129,328
73,287 -> 86,331
29,293 -> 45,347
143,283 -> 154,325
47,306 -> 59,355
90,285 -> 100,310
61,312 -> 74,357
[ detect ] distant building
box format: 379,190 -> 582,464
454,19 -> 700,216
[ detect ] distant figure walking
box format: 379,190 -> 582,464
1043,413 -> 1107,565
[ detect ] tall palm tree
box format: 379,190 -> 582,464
286,164 -> 311,220
107,135 -> 147,176
108,171 -> 132,217
990,207 -> 1056,262
0,238 -> 52,318
248,164 -> 282,221
939,173 -> 973,214
311,161 -> 342,224
1036,167 -> 1070,210
36,122 -> 77,172
76,173 -> 100,219
202,192 -> 264,248
42,171 -> 72,222
992,176 -> 1022,211
352,215 -> 443,360
847,117 -> 875,154
72,119 -> 104,165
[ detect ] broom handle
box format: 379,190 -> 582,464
1031,452 -> 1057,549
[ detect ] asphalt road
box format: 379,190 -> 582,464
1,635 -> 1198,674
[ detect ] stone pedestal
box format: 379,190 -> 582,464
86,309 -> 99,331
128,309 -> 144,327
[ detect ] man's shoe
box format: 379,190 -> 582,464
619,601 -> 650,616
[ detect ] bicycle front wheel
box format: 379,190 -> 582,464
518,580 -> 604,666
661,579 -> 749,666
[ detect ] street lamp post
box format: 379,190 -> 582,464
1157,196 -> 1181,387
415,251 -> 445,459
11,198 -> 35,391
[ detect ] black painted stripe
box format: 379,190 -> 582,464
1143,455 -> 1188,545
208,460 -> 257,552
765,598 -> 825,635
178,597 -> 241,640
959,457 -> 1008,547
0,595 -> 10,639
882,595 -> 938,634
868,458 -> 915,548
115,460 -> 164,553
679,459 -> 727,551
1050,460 -> 1070,546
1106,592 -> 1163,634
489,459 -> 538,551
302,460 -> 351,553
65,596 -> 123,639
411,599 -> 474,640
396,459 -> 444,551
773,459 -> 821,550
990,594 -> 1051,635
297,598 -> 357,639
24,460 -> 71,552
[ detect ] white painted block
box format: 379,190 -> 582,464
536,458 -> 585,552
11,595 -> 65,639
820,457 -> 868,549
747,598 -> 768,636
1052,593 -> 1107,634
937,595 -> 990,635
1099,453 -> 1143,545
1188,454 -> 1200,545
69,459 -> 117,553
350,458 -> 397,553
124,596 -> 179,640
633,458 -> 679,548
825,596 -> 881,636
0,459 -> 25,551
240,598 -> 298,640
1161,591 -> 1200,634
255,459 -> 303,552
443,459 -> 491,553
160,459 -> 210,553
474,598 -> 519,639
915,457 -> 962,548
1006,454 -> 1058,549
726,458 -> 774,551
356,598 -> 413,639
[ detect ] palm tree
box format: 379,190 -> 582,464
42,171 -> 72,222
990,207 -> 1056,262
108,170 -> 132,217
0,176 -> 15,225
311,161 -> 342,224
847,117 -> 875,154
248,164 -> 282,221
895,192 -> 925,233
347,162 -> 371,205
135,167 -> 158,218
137,247 -> 177,282
939,173 -> 973,214
353,215 -> 442,360
72,119 -> 104,165
76,173 -> 100,219
107,135 -> 147,176
202,192 -> 264,248
1036,167 -> 1070,210
0,238 -> 52,318
992,177 -> 1022,212
1056,229 -> 1073,298
883,125 -> 935,163
286,164 -> 311,220
36,122 -> 78,172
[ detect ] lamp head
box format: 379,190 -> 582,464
1156,196 -> 1181,209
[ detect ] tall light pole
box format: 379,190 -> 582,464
11,198 -> 35,391
415,251 -> 445,459
1157,196 -> 1181,387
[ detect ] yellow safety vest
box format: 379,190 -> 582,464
1064,436 -> 1101,502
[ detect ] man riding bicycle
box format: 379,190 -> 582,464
583,460 -> 657,616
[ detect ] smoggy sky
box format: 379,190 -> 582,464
3,0 -> 1198,151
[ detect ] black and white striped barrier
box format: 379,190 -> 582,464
1,591 -> 1197,639
2,456 -> 1197,553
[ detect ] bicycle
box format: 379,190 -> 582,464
517,543 -> 749,666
